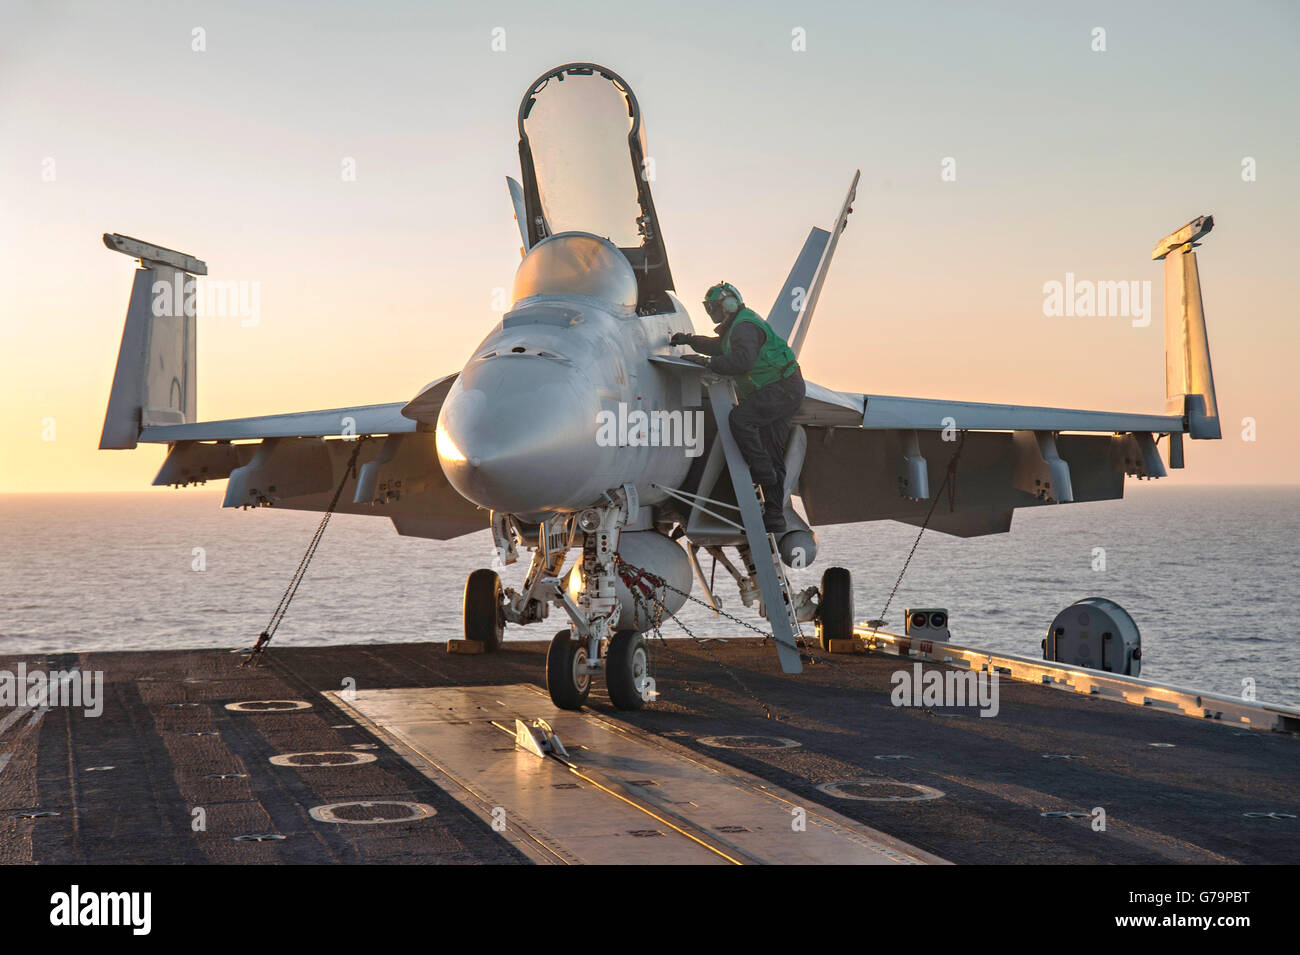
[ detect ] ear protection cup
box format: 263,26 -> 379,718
706,281 -> 743,322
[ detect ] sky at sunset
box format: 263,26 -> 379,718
2,0 -> 1297,492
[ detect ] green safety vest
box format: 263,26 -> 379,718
722,309 -> 798,398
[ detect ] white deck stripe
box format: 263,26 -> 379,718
0,706 -> 33,738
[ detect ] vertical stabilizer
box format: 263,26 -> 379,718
100,234 -> 205,449
1153,215 -> 1219,440
506,176 -> 531,256
774,171 -> 858,358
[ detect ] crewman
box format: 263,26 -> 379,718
671,282 -> 805,533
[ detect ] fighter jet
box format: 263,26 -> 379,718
98,62 -> 1222,710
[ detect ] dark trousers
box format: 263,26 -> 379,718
728,372 -> 805,510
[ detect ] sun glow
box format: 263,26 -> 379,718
435,423 -> 466,464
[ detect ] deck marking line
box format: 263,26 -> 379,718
0,706 -> 33,738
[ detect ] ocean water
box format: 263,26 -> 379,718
1,485 -> 1297,707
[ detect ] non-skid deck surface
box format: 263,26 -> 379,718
1,640 -> 1297,864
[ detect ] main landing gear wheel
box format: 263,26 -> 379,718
463,569 -> 505,652
546,629 -> 590,710
817,566 -> 854,651
606,630 -> 650,711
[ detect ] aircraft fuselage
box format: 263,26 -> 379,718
436,269 -> 697,520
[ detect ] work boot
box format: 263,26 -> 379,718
762,501 -> 787,535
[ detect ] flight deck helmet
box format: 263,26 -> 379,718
703,282 -> 743,325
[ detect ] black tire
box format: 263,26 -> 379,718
546,629 -> 590,710
606,630 -> 650,711
817,567 -> 853,651
463,569 -> 505,651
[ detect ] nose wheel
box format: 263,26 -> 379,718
606,630 -> 651,711
546,629 -> 590,709
544,629 -> 653,712
463,569 -> 505,652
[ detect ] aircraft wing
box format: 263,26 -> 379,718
142,373 -> 484,540
794,379 -> 864,427
138,402 -> 417,443
651,357 -> 861,427
98,234 -> 484,540
781,213 -> 1222,538
796,385 -> 1187,537
649,357 -> 1188,537
855,394 -> 1181,434
132,369 -> 458,443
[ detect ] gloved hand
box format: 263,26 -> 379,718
681,354 -> 710,368
669,332 -> 692,346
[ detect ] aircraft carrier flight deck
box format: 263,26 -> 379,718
2,635 -> 1295,866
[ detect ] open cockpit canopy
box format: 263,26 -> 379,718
517,63 -> 674,313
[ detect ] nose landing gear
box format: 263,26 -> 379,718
463,486 -> 661,713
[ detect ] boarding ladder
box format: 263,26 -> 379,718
704,379 -> 805,674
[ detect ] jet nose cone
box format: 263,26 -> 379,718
437,357 -> 601,513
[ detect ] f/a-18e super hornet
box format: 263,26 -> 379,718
99,62 -> 1222,710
